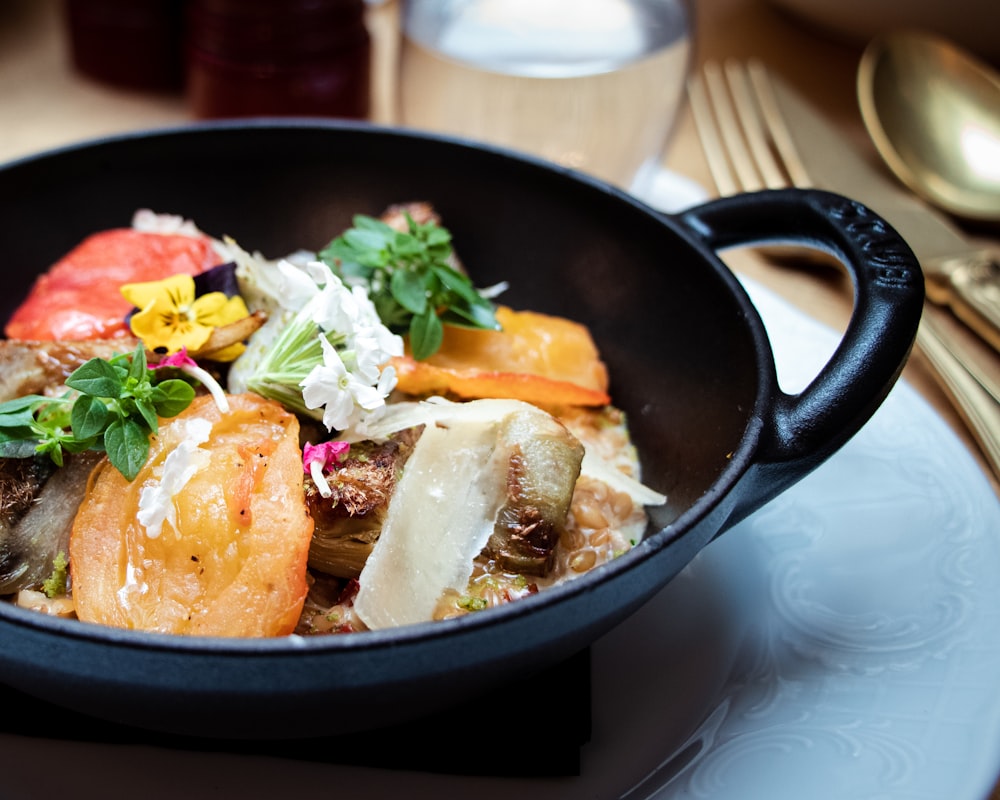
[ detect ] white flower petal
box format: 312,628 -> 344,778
277,259 -> 321,309
312,275 -> 358,334
351,382 -> 385,412
376,364 -> 398,396
304,259 -> 336,287
349,337 -> 385,384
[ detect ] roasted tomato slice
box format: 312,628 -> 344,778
5,229 -> 220,341
70,393 -> 314,637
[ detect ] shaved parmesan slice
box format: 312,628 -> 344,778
344,396 -> 524,442
349,396 -> 667,508
580,450 -> 667,507
353,416 -> 508,629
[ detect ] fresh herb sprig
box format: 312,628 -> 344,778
0,344 -> 195,481
318,213 -> 500,360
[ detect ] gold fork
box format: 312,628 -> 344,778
687,58 -> 1000,481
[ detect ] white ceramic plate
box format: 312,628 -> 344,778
3,278 -> 1000,800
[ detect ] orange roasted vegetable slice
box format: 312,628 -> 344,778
389,306 -> 611,407
70,393 -> 314,637
5,228 -> 220,341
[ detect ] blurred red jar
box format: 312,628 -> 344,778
64,0 -> 185,92
186,0 -> 371,119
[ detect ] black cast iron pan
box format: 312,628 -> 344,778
0,121 -> 923,739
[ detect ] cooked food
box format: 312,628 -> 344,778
70,393 -> 313,636
305,429 -> 420,579
0,452 -> 100,596
0,207 -> 666,638
351,398 -> 584,630
5,226 -> 221,341
389,305 -> 611,406
483,401 -> 586,575
0,338 -> 139,402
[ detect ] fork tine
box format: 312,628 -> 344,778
723,60 -> 789,190
688,59 -> 816,197
745,59 -> 814,189
689,58 -> 833,266
687,64 -> 741,196
703,61 -> 766,193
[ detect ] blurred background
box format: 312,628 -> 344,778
2,0 -> 996,178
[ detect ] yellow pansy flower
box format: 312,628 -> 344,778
121,274 -> 250,361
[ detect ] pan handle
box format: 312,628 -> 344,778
676,188 -> 924,526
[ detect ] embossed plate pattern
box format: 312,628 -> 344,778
3,278 -> 999,800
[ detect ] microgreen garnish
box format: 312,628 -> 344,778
0,343 -> 196,481
318,213 -> 500,360
42,552 -> 69,598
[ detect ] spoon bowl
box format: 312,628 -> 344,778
858,30 -> 1000,223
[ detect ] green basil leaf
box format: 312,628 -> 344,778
391,232 -> 425,259
319,241 -> 375,280
343,227 -> 392,253
352,214 -> 392,232
62,436 -> 97,454
0,439 -> 44,458
135,399 -> 159,433
441,301 -> 500,331
127,343 -> 148,381
373,293 -> 413,332
0,394 -> 46,415
0,408 -> 40,428
0,425 -> 38,444
432,265 -> 481,304
423,226 -> 452,247
390,268 -> 429,315
104,417 -> 150,482
66,357 -> 124,398
151,379 -> 195,418
0,396 -> 52,439
409,308 -> 444,361
70,395 -> 109,439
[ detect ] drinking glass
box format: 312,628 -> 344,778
396,0 -> 693,194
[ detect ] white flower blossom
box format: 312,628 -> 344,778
277,259 -> 322,310
349,334 -> 389,384
302,337 -> 390,432
312,273 -> 362,334
231,257 -> 403,437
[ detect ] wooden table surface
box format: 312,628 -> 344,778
1,0 -> 999,794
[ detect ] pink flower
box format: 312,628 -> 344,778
153,347 -> 230,413
303,440 -> 351,498
155,347 -> 197,370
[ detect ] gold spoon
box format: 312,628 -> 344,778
858,30 -> 1000,223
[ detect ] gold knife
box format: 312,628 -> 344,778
768,75 -> 1000,405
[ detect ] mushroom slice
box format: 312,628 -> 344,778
0,451 -> 102,595
304,429 -> 421,579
